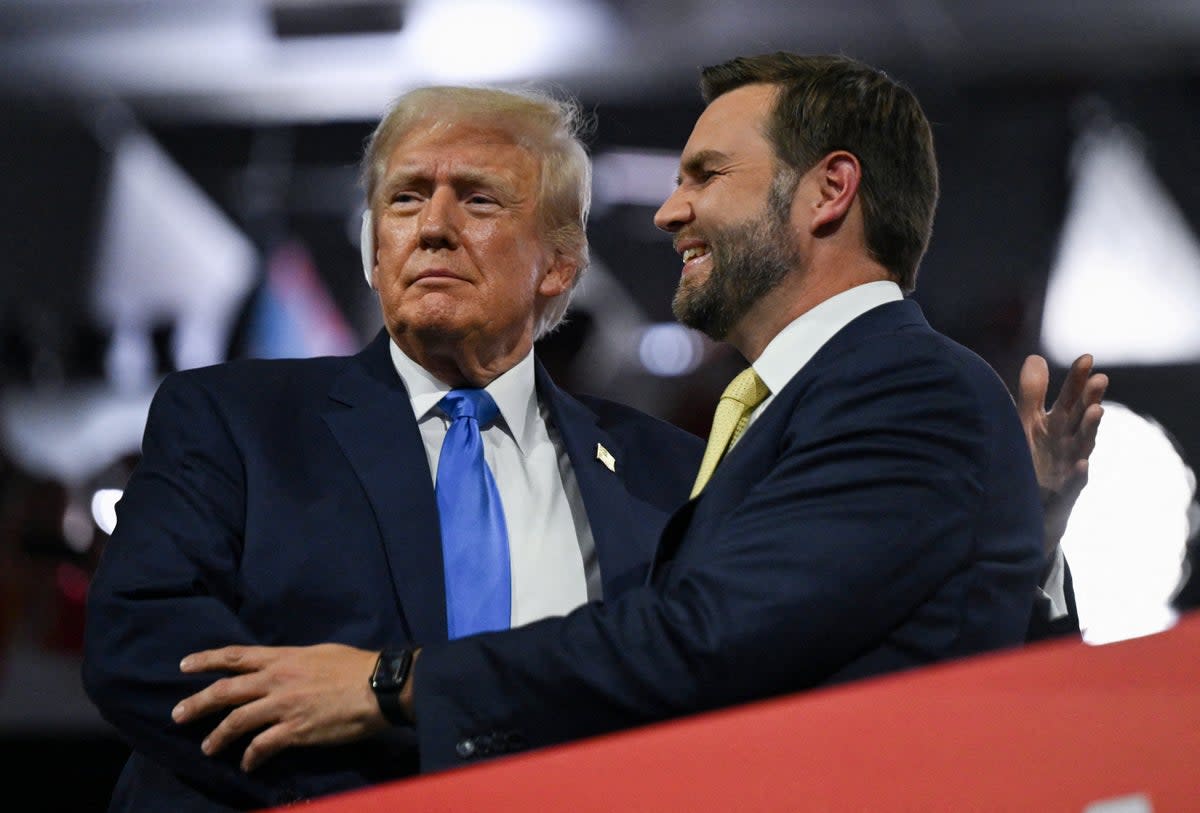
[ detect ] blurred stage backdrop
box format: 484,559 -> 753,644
1,1 -> 1198,808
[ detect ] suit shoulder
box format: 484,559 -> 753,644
148,355 -> 360,429
828,313 -> 1013,404
161,354 -> 353,398
910,328 -> 1017,404
787,319 -> 1024,460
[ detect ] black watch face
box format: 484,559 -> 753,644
372,650 -> 410,692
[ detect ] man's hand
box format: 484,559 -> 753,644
173,643 -> 387,772
1018,353 -> 1109,555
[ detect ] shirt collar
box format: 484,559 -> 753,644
388,339 -> 539,454
753,280 -> 903,396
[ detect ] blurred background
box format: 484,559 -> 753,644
1,0 -> 1199,807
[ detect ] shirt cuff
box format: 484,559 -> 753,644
1038,545 -> 1068,620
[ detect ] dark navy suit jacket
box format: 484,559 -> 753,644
82,329 -> 703,811
412,299 -> 1045,771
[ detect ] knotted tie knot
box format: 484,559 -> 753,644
721,366 -> 771,413
440,388 -> 500,427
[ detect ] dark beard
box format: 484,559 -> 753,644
671,177 -> 801,341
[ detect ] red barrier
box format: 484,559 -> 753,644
272,611 -> 1200,812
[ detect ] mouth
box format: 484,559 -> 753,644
412,269 -> 465,284
676,241 -> 711,273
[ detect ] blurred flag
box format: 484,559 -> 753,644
244,239 -> 359,359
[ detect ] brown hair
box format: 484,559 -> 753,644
700,53 -> 938,292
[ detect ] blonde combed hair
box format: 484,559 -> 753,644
361,85 -> 593,338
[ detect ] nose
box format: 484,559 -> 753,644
653,186 -> 692,233
419,187 -> 461,249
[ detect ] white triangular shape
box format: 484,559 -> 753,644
1042,116 -> 1200,365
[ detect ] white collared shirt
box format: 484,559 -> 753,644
390,342 -> 596,626
748,280 -> 903,426
743,280 -> 1066,616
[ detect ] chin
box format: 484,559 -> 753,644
404,319 -> 473,347
389,294 -> 469,328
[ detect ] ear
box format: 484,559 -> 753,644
810,151 -> 861,233
537,252 -> 577,299
359,209 -> 377,290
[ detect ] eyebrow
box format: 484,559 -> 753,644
381,165 -> 522,201
676,149 -> 730,185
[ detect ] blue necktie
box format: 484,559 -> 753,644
436,388 -> 511,639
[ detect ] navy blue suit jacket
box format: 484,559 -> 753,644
412,299 -> 1045,771
82,330 -> 703,811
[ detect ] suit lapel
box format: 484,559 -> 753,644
321,330 -> 448,645
534,362 -> 652,599
648,299 -> 930,580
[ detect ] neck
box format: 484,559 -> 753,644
392,330 -> 531,388
727,255 -> 891,362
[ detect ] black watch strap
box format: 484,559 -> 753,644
370,649 -> 414,725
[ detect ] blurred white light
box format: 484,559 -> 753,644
62,500 -> 96,553
92,128 -> 257,380
405,0 -> 615,82
91,489 -> 123,537
1059,402 -> 1195,645
0,384 -> 151,486
1041,117 -> 1200,365
593,150 -> 680,209
0,4 -> 268,97
0,0 -> 620,122
638,323 -> 704,377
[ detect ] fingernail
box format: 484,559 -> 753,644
179,656 -> 192,670
201,737 -> 212,755
172,704 -> 185,721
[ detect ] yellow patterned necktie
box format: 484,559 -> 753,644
690,367 -> 771,498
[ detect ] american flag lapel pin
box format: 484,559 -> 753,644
595,443 -> 616,472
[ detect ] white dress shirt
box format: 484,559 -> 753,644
742,280 -> 1065,617
389,341 -> 596,626
748,280 -> 903,427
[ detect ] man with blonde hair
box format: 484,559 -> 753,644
358,85 -> 593,338
83,84 -> 703,810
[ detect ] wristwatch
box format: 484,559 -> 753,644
370,649 -> 414,725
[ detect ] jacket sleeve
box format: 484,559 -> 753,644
81,372 -> 296,809
411,339 -> 1043,771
